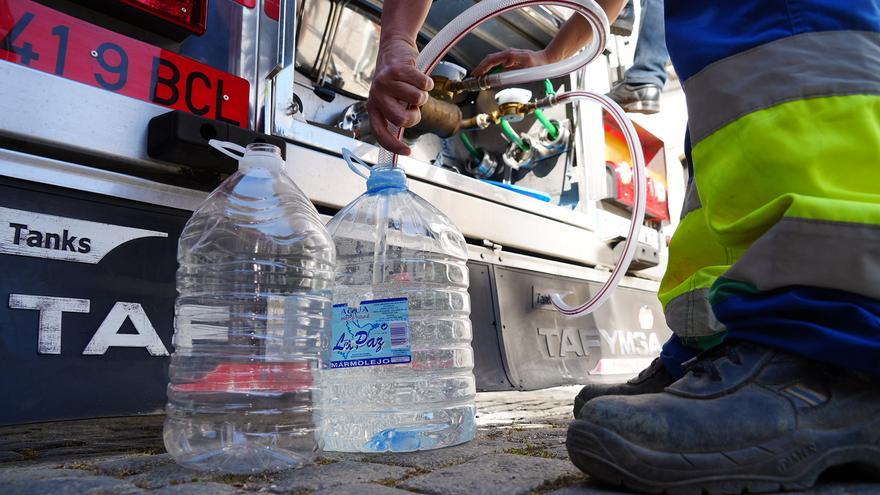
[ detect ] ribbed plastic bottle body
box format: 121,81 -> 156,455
164,159 -> 335,473
322,185 -> 476,453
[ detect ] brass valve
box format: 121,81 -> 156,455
493,101 -> 537,124
429,61 -> 468,101
493,88 -> 535,123
430,76 -> 457,101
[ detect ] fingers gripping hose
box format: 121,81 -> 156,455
373,0 -> 646,316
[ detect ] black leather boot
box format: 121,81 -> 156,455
572,357 -> 674,417
607,82 -> 661,114
567,342 -> 880,494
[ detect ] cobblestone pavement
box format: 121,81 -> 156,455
1,387 -> 877,495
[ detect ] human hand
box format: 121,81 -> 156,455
472,48 -> 551,77
367,37 -> 434,155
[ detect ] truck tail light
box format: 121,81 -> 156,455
119,0 -> 208,36
265,0 -> 280,20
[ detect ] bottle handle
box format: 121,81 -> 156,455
342,147 -> 371,180
209,139 -> 247,161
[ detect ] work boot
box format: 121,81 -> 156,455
567,342 -> 880,494
572,357 -> 673,417
610,0 -> 636,36
607,82 -> 661,114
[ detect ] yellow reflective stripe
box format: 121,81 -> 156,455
677,94 -> 880,309
662,94 -> 879,339
658,208 -> 737,337
692,94 -> 880,250
659,209 -> 734,306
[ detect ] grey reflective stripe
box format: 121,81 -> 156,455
680,180 -> 701,219
664,288 -> 726,338
724,217 -> 880,301
685,30 -> 880,145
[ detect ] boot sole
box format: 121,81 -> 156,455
610,25 -> 634,37
620,100 -> 660,115
567,416 -> 880,495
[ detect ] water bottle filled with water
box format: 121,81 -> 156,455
321,151 -> 476,452
164,142 -> 335,473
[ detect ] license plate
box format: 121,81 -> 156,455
0,0 -> 250,127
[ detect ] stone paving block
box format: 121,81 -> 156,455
547,482 -> 637,494
150,481 -> 245,495
317,451 -> 373,463
312,483 -> 418,495
60,453 -> 128,470
359,440 -> 520,469
30,445 -> 135,461
93,453 -> 173,476
512,429 -> 568,443
400,453 -> 583,495
0,451 -> 25,462
125,462 -> 211,489
3,475 -> 143,495
0,467 -> 96,483
500,426 -> 568,445
542,443 -> 571,460
0,439 -> 88,451
265,460 -> 410,493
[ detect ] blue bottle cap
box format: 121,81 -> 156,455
366,166 -> 407,193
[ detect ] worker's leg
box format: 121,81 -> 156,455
657,182 -> 730,345
569,92 -> 880,494
623,0 -> 668,89
608,0 -> 668,113
697,94 -> 880,374
569,4 -> 880,484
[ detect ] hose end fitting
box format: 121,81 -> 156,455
534,95 -> 558,109
452,75 -> 496,93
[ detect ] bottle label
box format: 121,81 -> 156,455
330,297 -> 411,368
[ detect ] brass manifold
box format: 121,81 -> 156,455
407,80 -> 555,139
491,94 -> 556,123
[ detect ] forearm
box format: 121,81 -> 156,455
544,0 -> 627,62
379,0 -> 433,47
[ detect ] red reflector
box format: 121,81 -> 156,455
230,0 -> 256,7
265,0 -> 280,20
119,0 -> 208,35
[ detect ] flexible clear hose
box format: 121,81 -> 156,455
371,0 -> 646,316
549,91 -> 646,315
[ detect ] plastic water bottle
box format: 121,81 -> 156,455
163,142 -> 335,473
321,152 -> 476,452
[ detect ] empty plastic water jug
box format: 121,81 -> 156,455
164,142 -> 335,473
